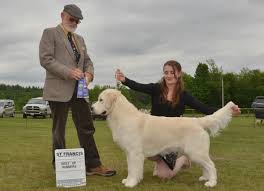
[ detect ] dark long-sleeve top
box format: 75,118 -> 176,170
123,77 -> 217,117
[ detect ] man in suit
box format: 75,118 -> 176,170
39,4 -> 116,177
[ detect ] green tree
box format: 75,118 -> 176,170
207,60 -> 223,107
192,63 -> 211,104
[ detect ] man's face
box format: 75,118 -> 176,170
61,12 -> 80,33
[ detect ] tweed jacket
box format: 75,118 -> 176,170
39,25 -> 94,102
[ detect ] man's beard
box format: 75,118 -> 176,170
63,23 -> 77,33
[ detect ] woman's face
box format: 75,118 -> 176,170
163,65 -> 181,86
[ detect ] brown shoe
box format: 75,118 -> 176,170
86,165 -> 116,177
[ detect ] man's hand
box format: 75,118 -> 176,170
69,68 -> 84,80
85,72 -> 93,84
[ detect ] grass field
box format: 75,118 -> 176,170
0,115 -> 264,191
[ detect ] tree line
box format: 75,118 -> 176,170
0,60 -> 263,111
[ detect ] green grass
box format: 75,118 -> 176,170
0,115 -> 264,191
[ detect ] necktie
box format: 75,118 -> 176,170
67,32 -> 80,63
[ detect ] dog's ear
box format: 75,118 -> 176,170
105,91 -> 120,109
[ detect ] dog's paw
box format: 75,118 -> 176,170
199,176 -> 208,181
204,180 -> 217,187
125,178 -> 138,187
122,178 -> 127,184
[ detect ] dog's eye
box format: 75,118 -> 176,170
99,98 -> 103,102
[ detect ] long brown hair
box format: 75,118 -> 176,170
159,60 -> 184,106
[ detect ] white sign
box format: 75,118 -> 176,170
55,148 -> 86,188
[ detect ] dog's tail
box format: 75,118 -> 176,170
197,101 -> 235,137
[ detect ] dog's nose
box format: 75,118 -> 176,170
91,106 -> 94,111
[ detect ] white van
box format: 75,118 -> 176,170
0,99 -> 15,118
22,97 -> 51,118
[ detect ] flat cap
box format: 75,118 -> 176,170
63,4 -> 83,20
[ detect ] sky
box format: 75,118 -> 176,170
0,0 -> 263,87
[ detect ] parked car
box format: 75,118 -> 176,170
251,96 -> 264,109
23,97 -> 51,118
0,99 -> 15,118
251,96 -> 264,120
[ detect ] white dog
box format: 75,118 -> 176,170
255,119 -> 263,127
92,89 -> 235,188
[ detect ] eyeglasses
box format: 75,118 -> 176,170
69,17 -> 81,24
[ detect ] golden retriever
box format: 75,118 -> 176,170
92,89 -> 235,188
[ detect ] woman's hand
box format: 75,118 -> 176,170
115,69 -> 126,82
231,104 -> 241,115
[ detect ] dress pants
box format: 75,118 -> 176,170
49,86 -> 101,169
